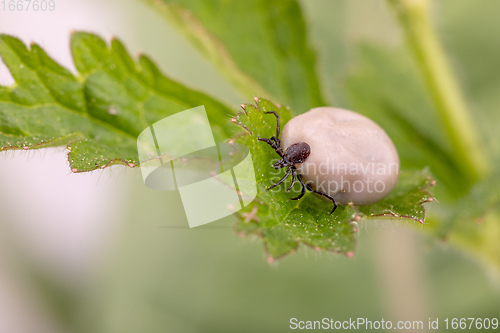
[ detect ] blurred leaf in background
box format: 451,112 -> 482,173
340,0 -> 500,271
143,0 -> 327,112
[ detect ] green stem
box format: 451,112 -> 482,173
387,0 -> 489,184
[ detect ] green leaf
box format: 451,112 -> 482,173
233,97 -> 435,260
0,32 -> 233,172
142,0 -> 326,112
437,169 -> 500,238
441,174 -> 500,272
355,168 -> 435,223
345,44 -> 470,197
434,168 -> 500,270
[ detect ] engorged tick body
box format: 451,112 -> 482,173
258,107 -> 400,213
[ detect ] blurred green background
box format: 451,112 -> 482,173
0,0 -> 499,332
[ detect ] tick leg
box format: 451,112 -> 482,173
267,166 -> 292,191
264,111 -> 281,140
290,174 -> 338,213
304,183 -> 338,214
290,173 -> 306,200
258,136 -> 285,160
258,137 -> 280,151
266,135 -> 281,150
286,168 -> 297,192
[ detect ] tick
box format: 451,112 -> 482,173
258,107 -> 400,212
258,111 -> 338,213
